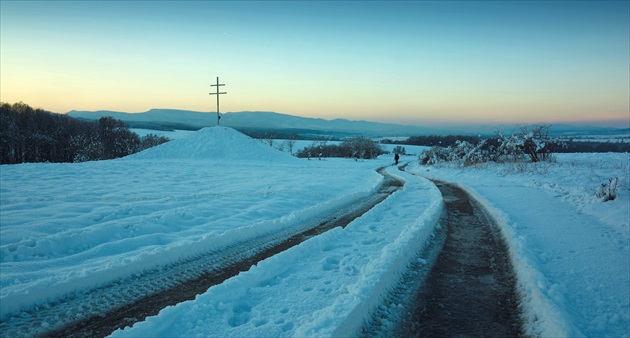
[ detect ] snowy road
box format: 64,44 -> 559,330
360,175 -> 523,337
394,180 -> 522,336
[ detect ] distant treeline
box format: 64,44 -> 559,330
381,135 -> 482,147
0,102 -> 170,164
554,141 -> 629,153
239,128 -> 343,141
381,134 -> 629,153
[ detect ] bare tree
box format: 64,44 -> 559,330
285,137 -> 297,155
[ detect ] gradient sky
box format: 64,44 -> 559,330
1,1 -> 629,127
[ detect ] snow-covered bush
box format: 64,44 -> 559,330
419,125 -> 558,167
458,139 -> 488,166
495,125 -> 556,163
419,146 -> 451,165
418,140 -> 488,167
340,137 -> 384,159
595,177 -> 619,202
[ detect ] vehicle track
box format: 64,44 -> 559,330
362,176 -> 524,337
0,167 -> 402,338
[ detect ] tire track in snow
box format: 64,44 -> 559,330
13,167 -> 402,338
362,175 -> 524,337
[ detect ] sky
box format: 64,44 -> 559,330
1,1 -> 629,128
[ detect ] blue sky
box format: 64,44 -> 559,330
1,1 -> 628,127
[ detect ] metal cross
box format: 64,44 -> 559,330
209,77 -> 227,126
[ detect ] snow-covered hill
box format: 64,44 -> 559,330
126,126 -> 297,162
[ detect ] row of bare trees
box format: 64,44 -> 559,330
1,102 -> 169,164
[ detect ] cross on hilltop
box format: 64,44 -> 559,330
209,77 -> 227,126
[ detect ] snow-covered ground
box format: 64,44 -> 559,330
0,128 -> 386,322
1,127 -> 628,337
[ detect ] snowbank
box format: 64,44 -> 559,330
110,167 -> 444,337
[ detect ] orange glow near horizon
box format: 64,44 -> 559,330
1,1 -> 628,129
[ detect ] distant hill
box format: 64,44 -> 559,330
67,109 -> 445,138
67,109 -> 629,138
67,109 -> 212,132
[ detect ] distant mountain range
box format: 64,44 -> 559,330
67,109 -> 446,137
67,109 -> 629,138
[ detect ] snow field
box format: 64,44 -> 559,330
0,128 -> 384,320
110,167 -> 444,337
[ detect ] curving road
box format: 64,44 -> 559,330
6,166 -> 524,337
363,174 -> 524,337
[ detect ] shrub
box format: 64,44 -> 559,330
296,139 -> 332,159
418,124 -> 558,167
495,125 -> 556,163
418,140 -> 488,167
140,134 -> 170,150
419,146 -> 451,165
595,177 -> 619,202
392,145 -> 406,155
341,137 -> 383,159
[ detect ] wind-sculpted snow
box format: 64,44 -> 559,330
110,168 -> 444,337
